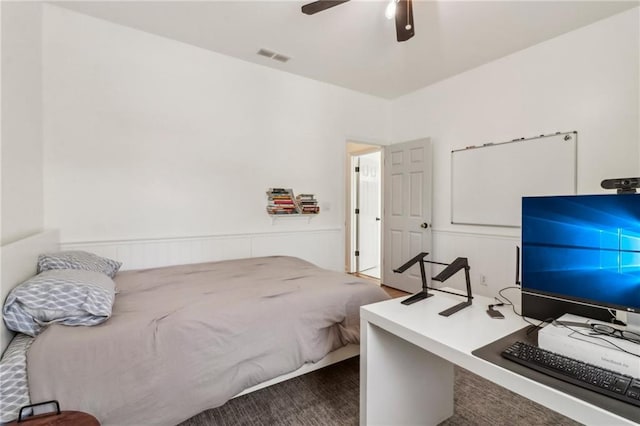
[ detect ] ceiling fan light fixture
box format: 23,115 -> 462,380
395,0 -> 415,42
384,0 -> 397,20
302,0 -> 414,43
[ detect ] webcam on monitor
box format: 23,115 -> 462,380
600,177 -> 640,194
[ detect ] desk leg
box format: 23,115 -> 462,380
361,320 -> 454,425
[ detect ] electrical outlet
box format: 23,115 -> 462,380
480,275 -> 488,286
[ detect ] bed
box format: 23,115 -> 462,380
1,231 -> 389,425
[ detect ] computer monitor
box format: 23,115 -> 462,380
521,193 -> 640,332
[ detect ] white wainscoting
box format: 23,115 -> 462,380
431,228 -> 521,300
61,229 -> 343,272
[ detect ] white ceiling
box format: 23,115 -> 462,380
53,0 -> 638,99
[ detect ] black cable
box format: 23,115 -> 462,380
607,308 -> 627,326
553,321 -> 640,359
496,286 -> 520,316
496,285 -> 639,357
525,317 -> 555,335
495,286 -> 553,333
488,297 -> 504,309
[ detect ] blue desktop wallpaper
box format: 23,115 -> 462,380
522,194 -> 640,311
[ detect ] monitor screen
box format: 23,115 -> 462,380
521,193 -> 640,313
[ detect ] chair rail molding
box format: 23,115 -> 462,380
61,228 -> 343,271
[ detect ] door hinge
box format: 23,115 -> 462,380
355,166 -> 360,172
355,250 -> 360,256
355,208 -> 360,214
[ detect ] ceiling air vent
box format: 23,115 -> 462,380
272,54 -> 290,63
256,48 -> 291,63
257,48 -> 275,58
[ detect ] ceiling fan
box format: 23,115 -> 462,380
301,0 -> 415,42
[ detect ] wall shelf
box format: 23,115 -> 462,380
269,214 -> 317,224
266,188 -> 319,223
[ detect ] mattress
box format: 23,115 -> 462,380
25,256 -> 389,425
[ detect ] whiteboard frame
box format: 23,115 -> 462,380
450,131 -> 578,228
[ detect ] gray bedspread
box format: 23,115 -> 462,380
26,256 -> 389,425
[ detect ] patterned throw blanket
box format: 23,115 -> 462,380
0,334 -> 34,422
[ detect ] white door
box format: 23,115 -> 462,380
358,152 -> 381,276
382,138 -> 432,293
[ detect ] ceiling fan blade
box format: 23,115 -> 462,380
395,0 -> 415,42
301,0 -> 350,15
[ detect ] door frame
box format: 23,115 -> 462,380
345,141 -> 383,275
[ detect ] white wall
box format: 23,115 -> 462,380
42,5 -> 390,270
24,4 -> 640,280
1,2 -> 44,245
391,8 -> 639,297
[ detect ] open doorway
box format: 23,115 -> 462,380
346,142 -> 382,280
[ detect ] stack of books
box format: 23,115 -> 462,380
266,188 -> 299,215
296,194 -> 320,214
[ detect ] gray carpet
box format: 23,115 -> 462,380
179,357 -> 582,426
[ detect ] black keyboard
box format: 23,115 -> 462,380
501,341 -> 640,407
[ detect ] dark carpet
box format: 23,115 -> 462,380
179,357 -> 581,426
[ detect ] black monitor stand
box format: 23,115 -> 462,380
394,253 -> 433,305
393,252 -> 473,316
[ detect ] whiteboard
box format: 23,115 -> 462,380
451,132 -> 577,227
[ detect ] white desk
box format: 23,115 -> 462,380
360,291 -> 637,426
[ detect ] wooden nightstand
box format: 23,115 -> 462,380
6,401 -> 99,426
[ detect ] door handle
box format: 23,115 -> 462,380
376,217 -> 381,221
420,222 -> 429,229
